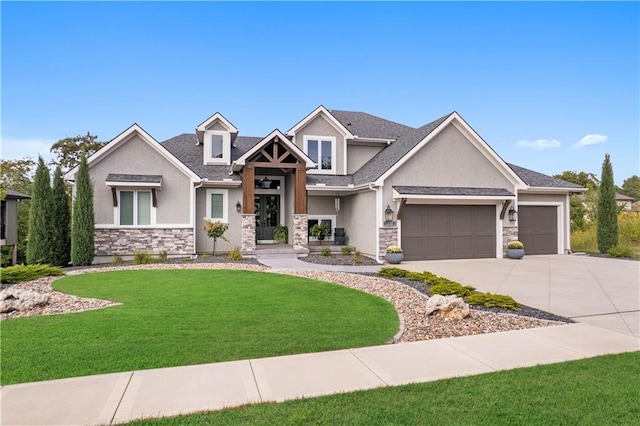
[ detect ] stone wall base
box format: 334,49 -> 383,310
293,214 -> 308,252
94,228 -> 194,256
241,214 -> 256,253
502,226 -> 519,255
379,226 -> 398,258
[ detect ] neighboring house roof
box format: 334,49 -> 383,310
507,163 -> 584,189
616,193 -> 634,201
4,189 -> 31,199
351,113 -> 452,185
328,110 -> 415,140
393,186 -> 514,197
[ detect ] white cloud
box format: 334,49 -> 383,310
515,139 -> 561,150
573,134 -> 608,149
1,136 -> 56,162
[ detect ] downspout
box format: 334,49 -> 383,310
193,180 -> 205,254
368,183 -> 382,264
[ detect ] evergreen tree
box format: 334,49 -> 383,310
71,152 -> 95,265
50,166 -> 71,266
26,157 -> 51,264
597,153 -> 619,253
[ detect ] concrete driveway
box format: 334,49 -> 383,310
401,255 -> 640,337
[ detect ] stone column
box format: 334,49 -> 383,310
293,214 -> 309,252
242,214 -> 256,254
378,226 -> 398,258
502,226 -> 518,255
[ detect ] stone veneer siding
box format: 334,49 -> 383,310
293,214 -> 308,252
502,226 -> 519,255
379,226 -> 398,258
95,228 -> 194,256
241,214 -> 256,253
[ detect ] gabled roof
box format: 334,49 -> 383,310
328,110 -> 414,140
507,163 -> 585,190
287,105 -> 354,138
64,124 -> 199,183
231,129 -> 315,172
195,112 -> 238,133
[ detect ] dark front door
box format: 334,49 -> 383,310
255,195 -> 280,241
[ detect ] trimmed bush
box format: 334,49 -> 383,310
320,247 -> 332,256
429,280 -> 475,297
597,153 -> 619,253
111,256 -> 123,266
466,292 -> 522,311
340,246 -> 352,256
26,157 -> 52,265
133,251 -> 154,265
1,264 -> 64,284
71,152 -> 95,266
228,247 -> 243,261
50,166 -> 71,267
377,267 -> 409,278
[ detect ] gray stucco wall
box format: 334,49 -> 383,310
284,173 -> 295,236
340,190 -> 377,256
347,144 -> 384,174
87,134 -> 192,225
295,115 -> 346,175
308,196 -> 336,216
195,186 -> 244,253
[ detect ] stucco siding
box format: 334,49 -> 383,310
347,144 -> 384,174
340,190 -> 377,256
308,196 -> 336,216
295,115 -> 346,175
195,187 -> 243,253
88,135 -> 191,225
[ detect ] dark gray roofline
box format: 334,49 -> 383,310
393,186 -> 514,197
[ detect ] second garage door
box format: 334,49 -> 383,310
401,205 -> 496,260
518,206 -> 558,255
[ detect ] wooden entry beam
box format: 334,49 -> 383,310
243,165 -> 255,214
294,168 -> 307,214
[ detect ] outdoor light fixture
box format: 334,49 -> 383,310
384,205 -> 394,225
236,201 -> 242,213
509,207 -> 518,221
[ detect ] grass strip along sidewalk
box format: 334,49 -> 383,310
1,270 -> 398,385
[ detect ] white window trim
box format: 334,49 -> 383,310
303,135 -> 336,175
206,189 -> 229,223
114,189 -> 157,227
204,130 -> 231,165
308,214 -> 336,241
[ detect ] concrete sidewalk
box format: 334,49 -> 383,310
2,323 -> 638,426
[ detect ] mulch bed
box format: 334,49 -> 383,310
299,254 -> 379,266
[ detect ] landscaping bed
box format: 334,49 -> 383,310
299,254 -> 379,266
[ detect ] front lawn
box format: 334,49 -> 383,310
1,270 -> 398,385
127,351 -> 640,425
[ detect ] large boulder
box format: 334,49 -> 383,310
0,288 -> 50,313
425,294 -> 470,319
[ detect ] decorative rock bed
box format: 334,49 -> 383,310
0,263 -> 561,342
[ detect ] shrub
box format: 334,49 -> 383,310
385,245 -> 403,253
133,251 -> 154,265
340,246 -> 352,256
111,256 -> 123,266
378,267 -> 409,278
310,224 -> 331,242
507,240 -> 524,249
406,272 -> 428,282
619,212 -> 640,245
597,153 -> 619,253
203,218 -> 229,256
273,225 -> 288,244
157,250 -> 168,262
571,224 -> 598,252
607,245 -> 634,258
1,264 -> 64,284
27,157 -> 52,265
50,166 -> 71,267
228,247 -> 243,261
354,251 -> 363,265
430,280 -> 475,297
320,247 -> 332,256
466,292 -> 522,310
71,151 -> 96,266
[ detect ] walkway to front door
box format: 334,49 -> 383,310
255,194 -> 280,242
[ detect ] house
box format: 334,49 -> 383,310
64,106 -> 585,263
615,193 -> 635,211
1,189 -> 30,265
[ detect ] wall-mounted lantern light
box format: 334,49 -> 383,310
384,205 -> 394,225
508,207 -> 518,221
236,201 -> 242,213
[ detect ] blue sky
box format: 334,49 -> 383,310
2,1 -> 638,184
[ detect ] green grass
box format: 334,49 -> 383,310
1,270 -> 398,385
127,352 -> 640,425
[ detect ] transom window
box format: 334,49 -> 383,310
304,136 -> 336,174
204,130 -> 230,165
119,190 -> 152,226
206,189 -> 228,223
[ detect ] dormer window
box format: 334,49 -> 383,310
204,130 -> 230,165
304,135 -> 336,174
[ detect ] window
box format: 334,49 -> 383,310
304,136 -> 336,174
206,189 -> 228,223
204,131 -> 230,164
119,190 -> 152,226
308,215 -> 336,240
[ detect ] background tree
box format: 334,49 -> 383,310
597,154 -> 619,253
50,166 -> 71,266
0,158 -> 35,264
553,170 -> 599,190
26,157 -> 52,264
554,170 -> 599,230
619,175 -> 640,202
71,152 -> 95,266
50,132 -> 105,171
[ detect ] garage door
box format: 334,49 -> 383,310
401,205 -> 496,260
518,206 -> 558,255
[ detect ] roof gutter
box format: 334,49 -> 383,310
368,183 -> 383,264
